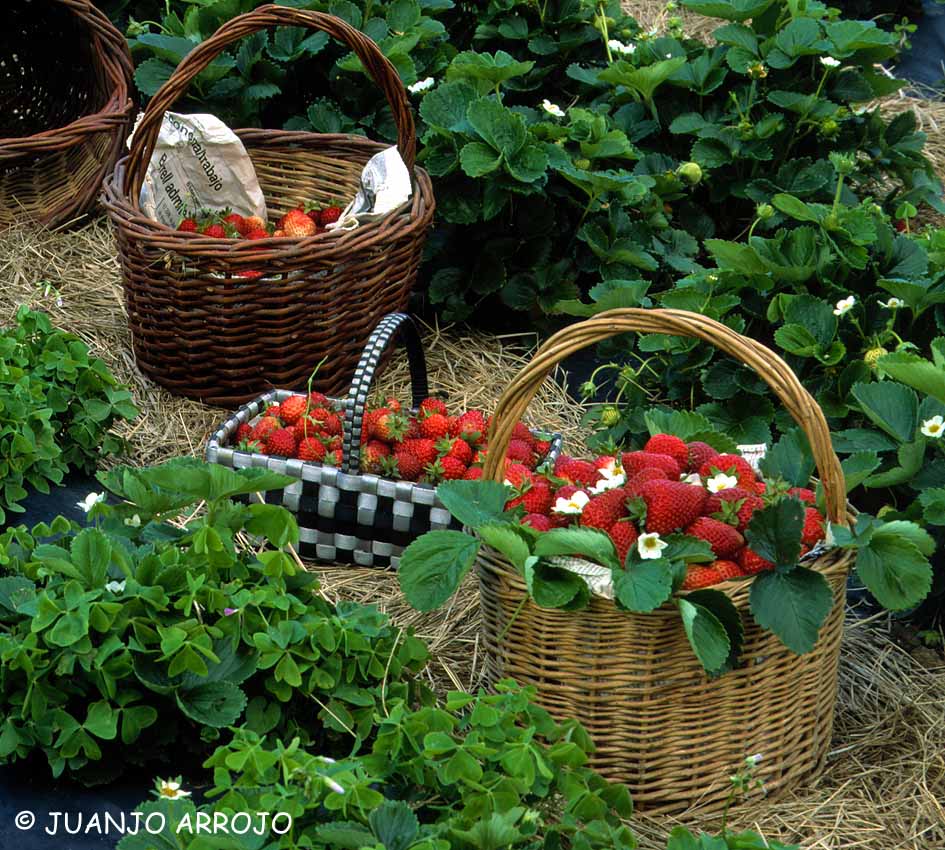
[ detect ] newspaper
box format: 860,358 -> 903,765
135,112 -> 267,228
327,146 -> 413,232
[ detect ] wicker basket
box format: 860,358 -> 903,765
0,0 -> 134,228
102,6 -> 435,408
206,313 -> 562,568
478,308 -> 855,814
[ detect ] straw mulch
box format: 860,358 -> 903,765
1,218 -> 943,849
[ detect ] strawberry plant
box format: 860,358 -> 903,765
0,306 -> 137,525
0,459 -> 427,783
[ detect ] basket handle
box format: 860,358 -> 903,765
482,309 -> 847,525
341,313 -> 428,475
122,3 -> 418,199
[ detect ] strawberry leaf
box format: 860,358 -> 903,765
683,589 -> 744,674
398,530 -> 480,611
525,557 -> 588,609
855,530 -> 932,611
676,597 -> 731,674
478,523 -> 531,569
532,527 -> 619,570
612,554 -> 674,613
749,567 -> 833,654
744,498 -> 804,568
436,480 -> 509,530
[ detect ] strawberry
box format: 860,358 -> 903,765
282,209 -> 317,238
419,398 -> 448,419
328,435 -> 343,452
523,513 -> 553,531
608,520 -> 639,565
533,439 -> 551,460
402,438 -> 438,468
361,440 -> 390,473
511,422 -> 536,448
704,487 -> 763,531
202,223 -> 227,238
580,489 -> 629,530
685,516 -> 744,559
372,409 -> 409,442
895,219 -> 907,232
625,467 -> 670,496
236,422 -> 253,443
420,413 -> 450,440
644,434 -> 689,470
463,467 -> 484,480
224,212 -> 247,235
789,487 -> 816,505
453,409 -> 487,442
802,507 -> 826,546
318,205 -> 343,227
504,463 -> 533,490
521,483 -> 553,514
686,441 -> 717,473
554,456 -> 600,486
639,479 -> 707,535
699,454 -> 756,489
682,566 -> 722,590
278,394 -> 309,425
308,391 -> 330,409
246,228 -> 269,240
437,437 -> 473,465
621,451 -> 681,478
298,437 -> 327,462
712,559 -> 744,582
427,455 -> 467,481
385,397 -> 403,413
244,215 -> 266,233
237,438 -> 263,454
554,484 -> 583,501
392,447 -> 423,481
324,449 -> 343,466
506,439 -> 535,468
736,547 -> 774,575
266,428 -> 297,457
251,415 -> 282,443
404,417 -> 422,440
754,481 -> 767,495
178,217 -> 198,232
272,229 -> 286,237
321,412 -> 343,436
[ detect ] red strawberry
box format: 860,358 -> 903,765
402,438 -> 438,468
699,454 -> 756,489
384,397 -> 402,413
324,449 -> 343,466
282,209 -> 317,238
554,456 -> 599,486
224,212 -> 247,235
266,428 -> 297,457
308,391 -> 330,408
441,437 -> 474,465
372,409 -> 409,442
251,415 -> 282,443
178,217 -> 198,232
202,223 -> 227,238
621,451 -> 681,478
318,205 -> 343,227
712,559 -> 744,581
246,228 -> 269,240
533,439 -> 551,460
298,437 -> 327,462
419,398 -> 448,419
736,547 -> 774,575
453,409 -> 487,442
705,487 -> 763,531
244,215 -> 267,232
521,483 -> 553,514
504,463 -> 533,490
321,412 -> 343,437
511,422 -> 536,447
361,440 -> 390,473
789,487 -> 816,505
328,435 -> 343,452
644,434 -> 689,470
624,467 -> 670,496
608,520 -> 639,565
639,479 -> 707,535
392,447 -> 423,481
682,566 -> 722,590
464,466 -> 483,480
686,441 -> 717,473
278,394 -> 308,425
802,507 -> 826,546
506,439 -> 535,467
895,219 -> 908,232
580,489 -> 629,530
427,455 -> 467,481
236,422 -> 253,443
420,413 -> 450,441
685,516 -> 744,559
237,438 -> 263,454
523,513 -> 553,531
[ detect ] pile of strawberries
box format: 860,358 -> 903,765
505,433 -> 827,590
234,393 -> 551,485
177,201 -> 344,240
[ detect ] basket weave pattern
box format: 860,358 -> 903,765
103,6 -> 434,407
478,308 -> 855,814
0,0 -> 133,228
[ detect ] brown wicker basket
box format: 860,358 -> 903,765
102,5 -> 435,408
479,308 -> 855,815
0,0 -> 133,228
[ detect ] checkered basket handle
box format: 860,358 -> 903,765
341,313 -> 428,474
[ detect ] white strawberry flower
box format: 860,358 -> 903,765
105,580 -> 126,594
833,295 -> 855,316
325,777 -> 346,794
608,39 -> 636,55
76,492 -> 106,513
589,464 -> 626,494
637,532 -> 668,560
745,753 -> 763,766
408,77 -> 434,94
541,99 -> 565,118
158,780 -> 191,800
124,514 -> 141,527
681,472 -> 703,486
921,415 -> 944,438
706,472 -> 738,493
820,57 -> 841,68
880,297 -> 904,309
552,490 -> 590,515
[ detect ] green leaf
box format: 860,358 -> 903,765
72,528 -> 112,586
876,351 -> 945,404
677,597 -> 731,674
175,681 -> 247,728
420,81 -> 477,132
759,429 -> 814,487
744,499 -> 804,567
398,530 -> 480,611
524,557 -> 586,609
772,193 -> 823,223
436,480 -> 509,529
598,57 -> 688,101
919,487 -> 945,524
84,701 -> 118,740
533,527 -> 619,570
841,452 -> 881,492
459,141 -> 503,177
749,568 -> 834,654
478,523 -> 530,569
387,0 -> 421,32
680,0 -> 775,22
448,50 -> 534,86
466,98 -> 527,157
851,381 -> 918,443
684,589 -> 744,673
315,823 -> 375,849
369,800 -> 420,850
612,557 -> 673,613
856,534 -> 932,610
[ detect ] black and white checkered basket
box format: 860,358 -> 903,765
206,313 -> 563,568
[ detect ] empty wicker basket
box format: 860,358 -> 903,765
102,5 -> 435,408
479,309 -> 855,815
0,0 -> 133,228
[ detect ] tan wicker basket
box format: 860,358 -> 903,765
102,5 -> 434,407
479,308 -> 854,814
0,0 -> 134,228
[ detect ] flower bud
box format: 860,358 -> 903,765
756,203 -> 774,221
580,380 -> 598,398
677,161 -> 702,184
574,158 -> 591,170
601,405 -> 620,427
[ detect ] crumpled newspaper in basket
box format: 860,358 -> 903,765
327,147 -> 413,233
550,443 -> 827,599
